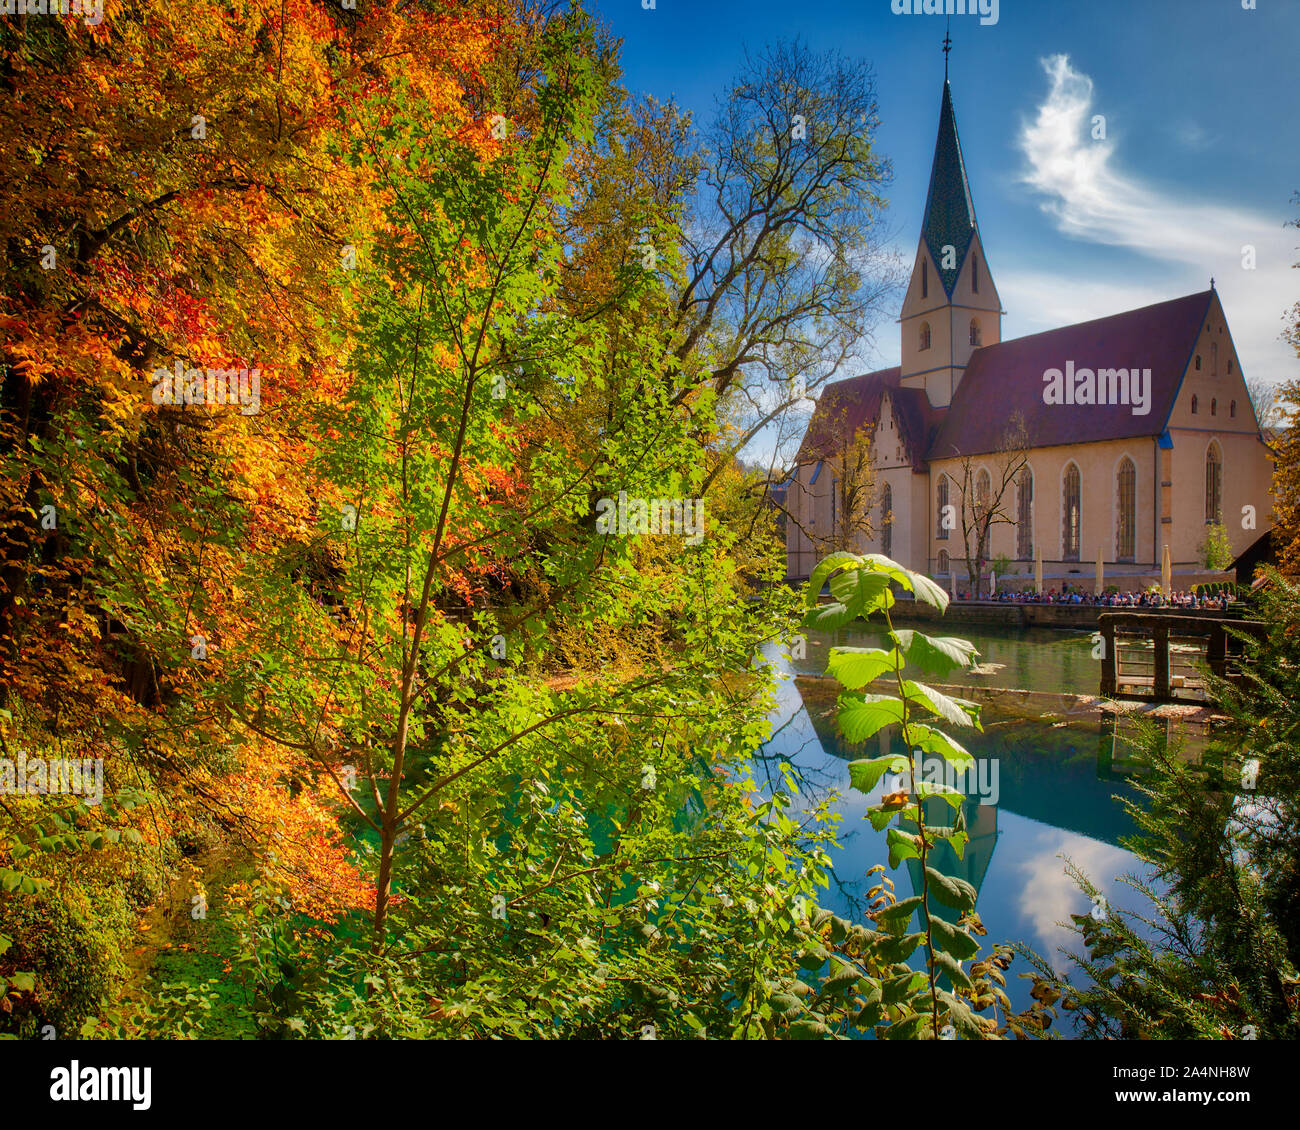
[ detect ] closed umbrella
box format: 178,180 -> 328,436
1161,543 -> 1172,598
1096,546 -> 1104,597
1035,546 -> 1043,596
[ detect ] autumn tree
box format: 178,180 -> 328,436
945,413 -> 1029,599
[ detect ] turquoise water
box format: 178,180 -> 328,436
756,625 -> 1171,1033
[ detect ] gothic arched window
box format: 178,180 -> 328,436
969,318 -> 981,347
1116,457 -> 1136,562
1063,462 -> 1082,561
1206,442 -> 1223,525
937,549 -> 950,574
936,475 -> 950,540
1016,466 -> 1033,561
881,483 -> 893,557
1191,395 -> 1198,415
919,322 -> 931,352
921,256 -> 928,300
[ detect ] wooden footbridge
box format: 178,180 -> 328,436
1097,613 -> 1265,704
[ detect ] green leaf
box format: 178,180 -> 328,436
929,916 -> 980,960
827,646 -> 897,690
788,1018 -> 833,1040
874,895 -> 923,925
916,781 -> 965,810
891,630 -> 977,676
846,754 -> 910,794
876,932 -> 925,963
805,552 -> 861,608
886,827 -> 921,868
926,867 -> 977,911
901,681 -> 981,730
909,724 -> 975,767
828,569 -> 893,619
882,1012 -> 932,1040
933,950 -> 972,990
837,693 -> 906,742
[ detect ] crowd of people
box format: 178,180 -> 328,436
959,586 -> 1235,611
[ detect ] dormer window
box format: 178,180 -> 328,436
919,321 -> 931,351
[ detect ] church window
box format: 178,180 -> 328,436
1016,467 -> 1033,561
936,475 -> 949,540
922,257 -> 928,299
881,483 -> 893,557
1228,358 -> 1234,374
919,322 -> 931,351
937,549 -> 950,574
1211,343 -> 1218,376
1063,463 -> 1082,561
1191,395 -> 1198,415
969,318 -> 981,347
976,468 -> 991,560
1195,355 -> 1202,371
1230,400 -> 1237,418
1211,398 -> 1217,416
1206,443 -> 1223,525
972,253 -> 979,293
1116,457 -> 1136,562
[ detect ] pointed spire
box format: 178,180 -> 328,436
921,78 -> 978,298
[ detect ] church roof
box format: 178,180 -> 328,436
796,367 -> 945,472
927,290 -> 1215,460
922,81 -> 979,296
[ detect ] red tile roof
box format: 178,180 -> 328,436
928,290 -> 1214,460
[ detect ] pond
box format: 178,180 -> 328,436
755,622 -> 1180,1034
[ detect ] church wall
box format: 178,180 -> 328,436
1165,428 -> 1274,565
926,440 -> 1160,589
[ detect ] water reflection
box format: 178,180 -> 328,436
755,635 -> 1171,1022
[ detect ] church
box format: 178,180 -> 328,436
784,67 -> 1275,594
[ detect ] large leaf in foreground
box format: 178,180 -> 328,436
837,693 -> 906,742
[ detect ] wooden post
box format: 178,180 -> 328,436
1154,620 -> 1171,700
1099,614 -> 1116,697
1207,620 -> 1227,680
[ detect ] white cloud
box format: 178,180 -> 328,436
1016,830 -> 1132,972
1018,54 -> 1298,386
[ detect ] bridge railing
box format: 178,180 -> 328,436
1098,613 -> 1266,703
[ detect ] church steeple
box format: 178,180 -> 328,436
899,62 -> 1001,409
921,80 -> 978,297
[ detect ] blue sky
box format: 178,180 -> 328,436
588,0 -> 1300,401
